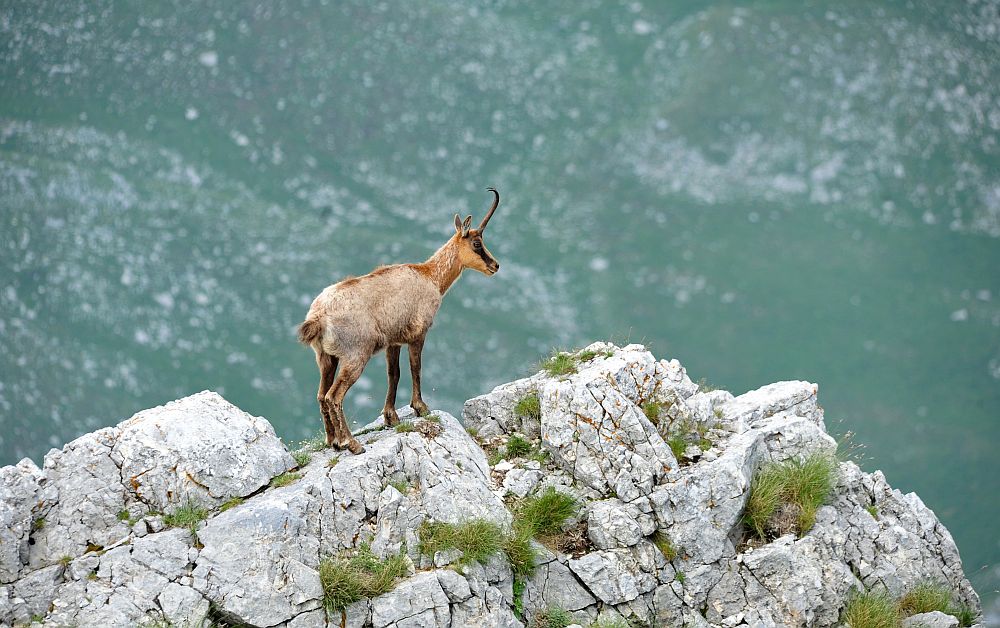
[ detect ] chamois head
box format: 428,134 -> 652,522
453,187 -> 501,276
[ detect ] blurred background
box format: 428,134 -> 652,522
1,0 -> 997,617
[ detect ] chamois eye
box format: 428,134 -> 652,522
473,240 -> 482,249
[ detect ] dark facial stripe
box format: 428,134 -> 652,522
474,241 -> 495,267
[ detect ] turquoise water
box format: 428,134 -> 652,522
2,1 -> 998,616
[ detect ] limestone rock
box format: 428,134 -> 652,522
902,611 -> 961,628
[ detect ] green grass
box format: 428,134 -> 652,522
116,509 -> 130,521
389,478 -> 410,494
327,456 -> 340,468
270,472 -> 303,488
512,577 -> 526,620
506,434 -> 534,458
899,582 -> 974,625
219,497 -> 244,512
667,435 -> 687,460
540,352 -> 577,377
59,555 -> 72,567
866,504 -> 879,518
587,620 -> 630,628
514,487 -> 578,537
652,531 -> 677,561
576,349 -> 600,362
534,607 -> 574,628
319,545 -> 409,612
675,570 -> 686,584
642,401 -> 664,423
503,527 -> 537,577
419,519 -> 505,565
695,377 -> 718,392
466,426 -> 479,438
424,414 -> 441,423
298,431 -> 328,452
395,422 -> 416,433
841,590 -> 900,628
292,451 -> 312,467
32,517 -> 44,531
743,453 -> 837,539
162,501 -> 209,538
514,393 -> 541,421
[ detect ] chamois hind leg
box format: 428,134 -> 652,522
407,336 -> 430,417
324,357 -> 367,454
315,351 -> 339,447
382,345 -> 401,426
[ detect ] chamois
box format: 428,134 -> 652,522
297,188 -> 502,454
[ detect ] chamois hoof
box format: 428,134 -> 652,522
383,410 -> 400,427
412,402 -> 430,417
345,439 -> 365,455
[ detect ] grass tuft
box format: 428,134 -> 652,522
675,570 -> 686,584
642,401 -> 663,423
327,456 -> 340,468
588,620 -> 630,628
394,422 -> 416,433
219,497 -> 244,512
841,589 -> 899,628
270,472 -> 303,488
743,453 -> 837,539
59,555 -> 72,567
319,544 -> 408,612
298,431 -> 328,452
162,500 -> 208,538
503,528 -> 536,577
388,478 -> 410,494
652,531 -> 677,561
534,607 -> 574,628
898,582 -> 960,618
540,352 -> 577,377
419,519 -> 504,565
292,451 -> 312,468
505,434 -> 534,458
514,393 -> 541,422
667,435 -> 687,460
515,487 -> 578,538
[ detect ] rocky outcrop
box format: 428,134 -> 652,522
0,343 -> 983,627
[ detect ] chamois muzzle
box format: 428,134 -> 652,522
477,187 -> 500,232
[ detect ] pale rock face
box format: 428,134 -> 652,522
0,343 -> 983,627
902,611 -> 961,628
111,390 -> 296,512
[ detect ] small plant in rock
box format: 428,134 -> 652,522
162,501 -> 209,539
394,422 -> 416,433
466,426 -> 480,438
695,377 -> 718,392
642,401 -> 663,423
514,393 -> 541,422
59,555 -> 73,567
270,472 -> 303,488
840,589 -> 899,628
540,352 -> 577,377
298,431 -> 328,452
743,453 -> 837,539
865,504 -> 879,519
515,488 -> 578,537
292,451 -> 312,468
503,528 -> 537,577
327,456 -> 340,468
219,497 -> 244,513
667,435 -> 687,460
534,606 -> 574,628
651,531 -> 677,561
388,478 -> 410,494
506,434 -> 534,458
32,517 -> 45,532
319,544 -> 409,612
898,582 -> 953,616
419,519 -> 504,566
675,570 -> 686,584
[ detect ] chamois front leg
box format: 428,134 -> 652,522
408,337 -> 430,417
382,345 -> 401,426
324,357 -> 367,454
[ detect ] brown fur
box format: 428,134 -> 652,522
299,191 -> 501,453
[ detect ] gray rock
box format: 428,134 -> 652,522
502,468 -> 543,499
902,611 -> 961,628
0,458 -> 50,583
568,547 -> 659,605
156,582 -> 210,626
587,499 -> 644,549
371,571 -> 451,628
112,390 -> 295,512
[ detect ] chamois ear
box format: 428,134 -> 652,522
462,215 -> 472,236
454,213 -> 463,234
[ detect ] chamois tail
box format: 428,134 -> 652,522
297,318 -> 323,345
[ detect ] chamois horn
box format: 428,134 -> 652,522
477,187 -> 500,232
